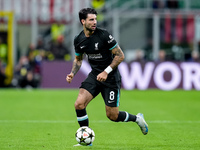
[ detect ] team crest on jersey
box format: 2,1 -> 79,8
95,42 -> 99,50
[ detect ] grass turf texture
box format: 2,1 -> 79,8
0,89 -> 199,150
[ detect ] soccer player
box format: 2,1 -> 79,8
66,8 -> 148,146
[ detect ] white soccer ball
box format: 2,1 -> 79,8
75,126 -> 95,145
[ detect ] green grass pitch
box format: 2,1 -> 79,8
0,89 -> 200,150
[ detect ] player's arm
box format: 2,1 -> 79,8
66,55 -> 83,83
97,45 -> 124,82
110,45 -> 125,69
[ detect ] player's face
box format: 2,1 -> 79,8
83,14 -> 97,31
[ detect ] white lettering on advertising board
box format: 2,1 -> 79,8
81,60 -> 200,90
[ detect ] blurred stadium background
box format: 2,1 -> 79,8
0,0 -> 200,90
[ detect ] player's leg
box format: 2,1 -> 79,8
101,86 -> 137,122
102,85 -> 148,135
73,89 -> 94,147
75,88 -> 93,127
105,106 -> 148,135
75,75 -> 101,127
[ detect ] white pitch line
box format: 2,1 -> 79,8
0,120 -> 200,123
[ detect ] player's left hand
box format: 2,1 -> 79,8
97,71 -> 108,82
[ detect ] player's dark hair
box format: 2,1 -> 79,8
79,8 -> 97,25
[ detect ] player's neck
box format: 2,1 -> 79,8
83,28 -> 95,37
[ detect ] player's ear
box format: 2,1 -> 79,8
81,19 -> 85,25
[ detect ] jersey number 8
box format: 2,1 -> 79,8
109,91 -> 115,100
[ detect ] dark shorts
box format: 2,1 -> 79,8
80,75 -> 121,107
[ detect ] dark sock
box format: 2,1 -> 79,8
76,109 -> 89,127
115,111 -> 136,122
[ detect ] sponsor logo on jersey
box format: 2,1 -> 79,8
108,35 -> 114,43
88,53 -> 102,59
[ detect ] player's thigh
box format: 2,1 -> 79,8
101,86 -> 120,107
80,75 -> 101,98
75,88 -> 93,109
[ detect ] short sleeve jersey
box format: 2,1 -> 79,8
74,27 -> 121,82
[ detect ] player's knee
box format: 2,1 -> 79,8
74,101 -> 85,110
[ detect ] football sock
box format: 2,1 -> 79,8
76,109 -> 89,127
115,111 -> 136,122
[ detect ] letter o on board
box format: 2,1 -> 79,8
154,62 -> 181,90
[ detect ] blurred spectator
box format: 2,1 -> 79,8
27,37 -> 47,75
41,23 -> 71,61
171,42 -> 184,61
134,49 -> 146,63
156,50 -> 166,62
51,23 -> 66,42
13,56 -> 40,88
0,59 -> 7,87
35,36 -> 46,50
49,35 -> 71,61
188,51 -> 200,62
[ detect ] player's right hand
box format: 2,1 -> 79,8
66,73 -> 74,83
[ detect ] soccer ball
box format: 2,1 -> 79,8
75,126 -> 95,145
